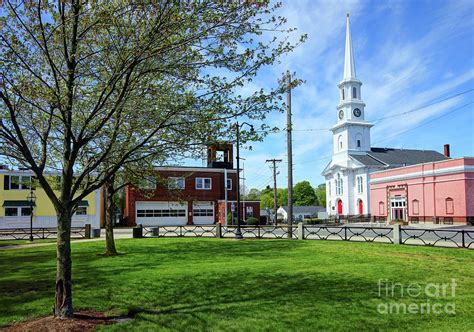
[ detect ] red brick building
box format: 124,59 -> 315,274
123,144 -> 260,226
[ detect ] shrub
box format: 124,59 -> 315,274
245,217 -> 259,225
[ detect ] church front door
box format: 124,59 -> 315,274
337,200 -> 343,214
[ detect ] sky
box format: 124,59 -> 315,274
195,0 -> 474,191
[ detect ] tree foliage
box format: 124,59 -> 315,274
292,180 -> 317,206
315,183 -> 326,207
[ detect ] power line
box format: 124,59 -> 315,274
291,88 -> 474,132
266,158 -> 282,225
372,101 -> 473,145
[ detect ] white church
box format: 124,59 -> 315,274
322,14 -> 447,217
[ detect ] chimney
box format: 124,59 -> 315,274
444,144 -> 450,158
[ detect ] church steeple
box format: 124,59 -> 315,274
343,14 -> 357,81
331,14 -> 372,155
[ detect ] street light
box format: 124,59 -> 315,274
27,189 -> 36,242
234,121 -> 254,239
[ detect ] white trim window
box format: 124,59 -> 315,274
196,177 -> 212,190
168,177 -> 185,190
6,175 -> 33,190
75,207 -> 88,216
4,206 -> 32,217
357,176 -> 363,194
226,178 -> 232,190
336,174 -> 343,195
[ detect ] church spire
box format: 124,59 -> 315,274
343,13 -> 357,80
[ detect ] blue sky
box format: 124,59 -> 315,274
201,0 -> 474,191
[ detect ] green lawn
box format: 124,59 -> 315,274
0,238 -> 473,331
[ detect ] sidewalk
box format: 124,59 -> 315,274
0,229 -> 134,250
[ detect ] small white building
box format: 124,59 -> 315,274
277,206 -> 326,222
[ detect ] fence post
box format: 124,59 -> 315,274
133,224 -> 143,238
216,223 -> 222,238
392,224 -> 401,244
84,224 -> 91,239
344,226 -> 348,241
298,222 -> 304,240
461,230 -> 465,248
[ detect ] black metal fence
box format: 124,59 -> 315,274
0,226 -> 89,240
138,224 -> 473,249
303,225 -> 393,243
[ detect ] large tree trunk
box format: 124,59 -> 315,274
105,176 -> 118,255
55,208 -> 74,318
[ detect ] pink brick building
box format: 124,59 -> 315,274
370,157 -> 474,225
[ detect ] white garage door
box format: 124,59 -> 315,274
193,201 -> 214,225
136,201 -> 187,226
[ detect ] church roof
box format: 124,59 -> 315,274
350,148 -> 449,168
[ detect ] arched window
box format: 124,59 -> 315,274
338,135 -> 343,151
379,201 -> 385,215
352,87 -> 357,99
412,199 -> 419,215
340,178 -> 343,195
445,198 -> 454,214
336,174 -> 343,195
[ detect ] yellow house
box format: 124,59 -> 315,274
0,169 -> 103,229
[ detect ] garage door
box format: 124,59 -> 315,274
136,201 -> 187,226
193,201 -> 214,225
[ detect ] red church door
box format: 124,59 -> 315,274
358,200 -> 363,215
337,200 -> 343,214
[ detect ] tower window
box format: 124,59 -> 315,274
342,89 -> 345,100
352,87 -> 357,99
357,140 -> 361,148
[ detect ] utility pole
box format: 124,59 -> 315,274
286,70 -> 294,238
266,159 -> 282,225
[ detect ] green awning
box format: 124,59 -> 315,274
2,200 -> 36,207
78,200 -> 89,207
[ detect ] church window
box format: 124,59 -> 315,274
342,89 -> 345,100
357,140 -> 361,148
445,198 -> 454,214
352,87 -> 357,99
328,181 -> 331,196
336,174 -> 343,195
357,176 -> 363,193
338,135 -> 343,151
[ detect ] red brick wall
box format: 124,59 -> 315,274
124,169 -> 238,226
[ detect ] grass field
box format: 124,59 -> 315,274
0,238 -> 473,331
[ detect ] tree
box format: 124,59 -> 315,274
260,191 -> 274,209
0,0 -> 304,318
277,188 -> 288,207
246,188 -> 261,201
293,181 -> 317,206
315,184 -> 327,207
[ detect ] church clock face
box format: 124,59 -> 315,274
353,108 -> 361,117
338,110 -> 344,119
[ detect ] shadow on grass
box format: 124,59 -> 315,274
1,238 -> 473,330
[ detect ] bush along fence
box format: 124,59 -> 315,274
0,224 -> 100,240
134,223 -> 474,249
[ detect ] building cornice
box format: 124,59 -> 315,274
370,165 -> 474,184
331,120 -> 374,132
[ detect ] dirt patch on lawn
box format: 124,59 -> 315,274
2,310 -> 131,332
